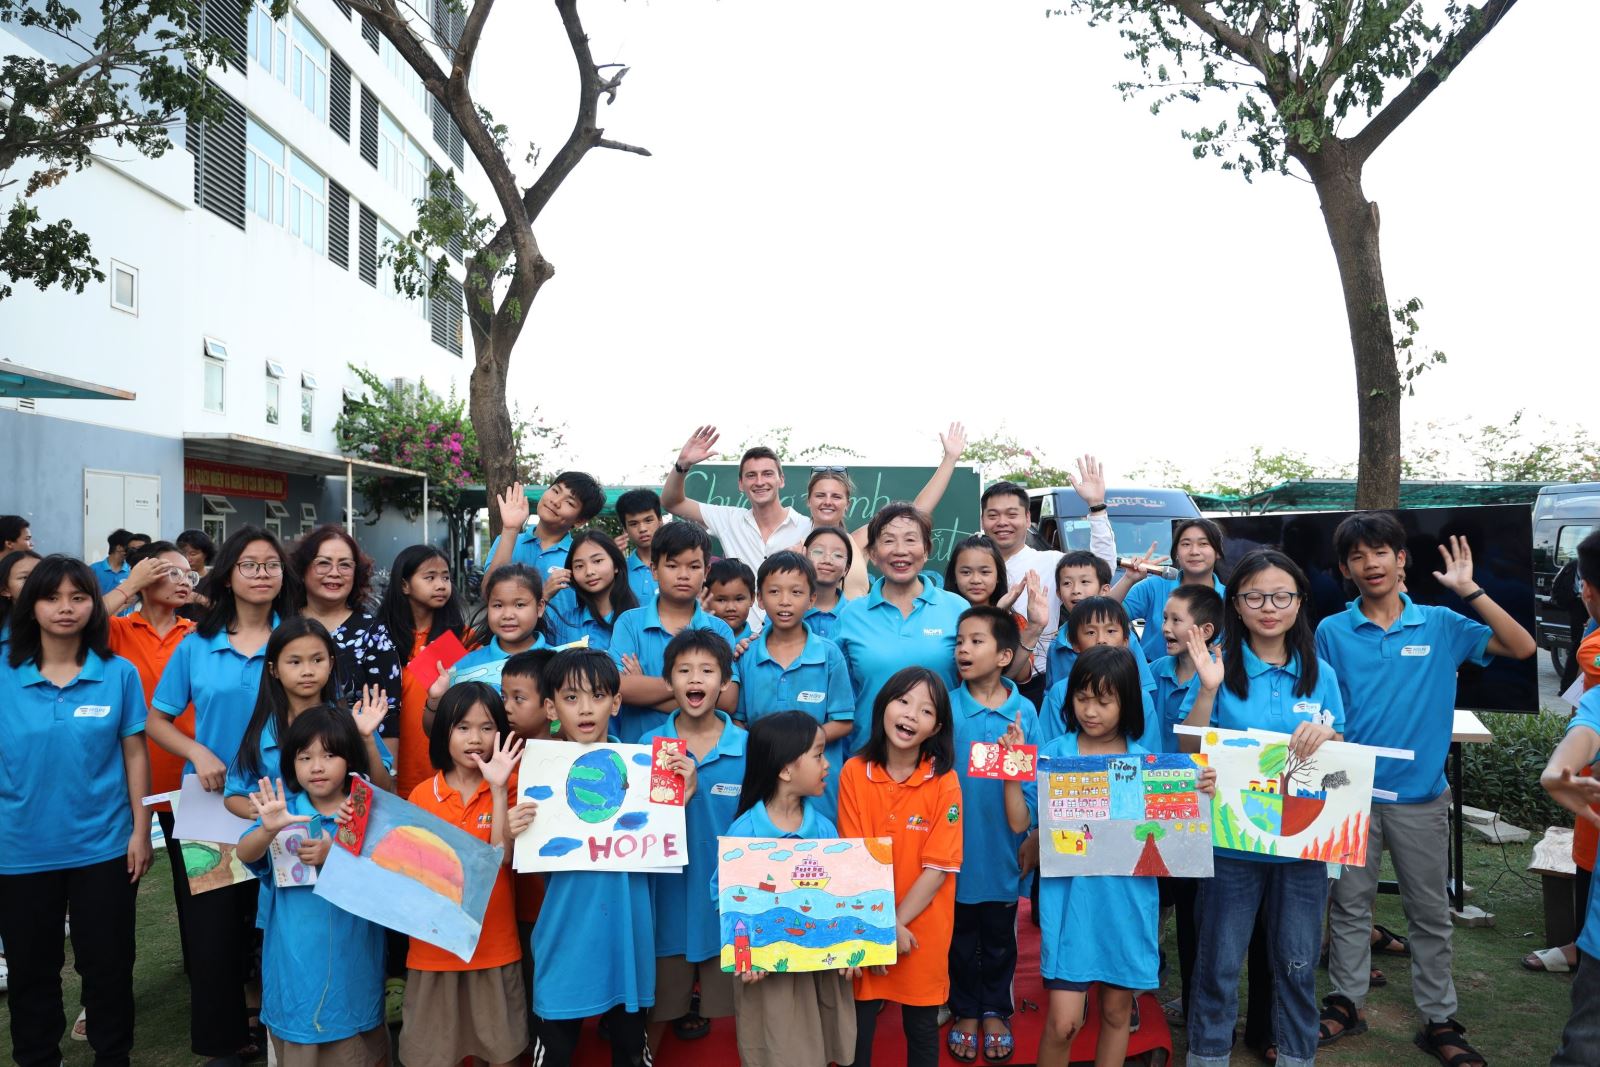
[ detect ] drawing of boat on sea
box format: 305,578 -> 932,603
791,856 -> 830,889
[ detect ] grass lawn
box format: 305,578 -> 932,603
0,838 -> 1578,1065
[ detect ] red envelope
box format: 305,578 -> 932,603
336,776 -> 375,854
404,631 -> 469,691
967,741 -> 1038,781
649,737 -> 687,805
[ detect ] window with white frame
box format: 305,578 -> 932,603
264,360 -> 285,425
380,35 -> 429,115
250,1 -> 287,81
403,137 -> 428,207
289,153 -> 326,254
300,503 -> 318,537
378,109 -> 405,193
109,260 -> 137,314
246,118 -> 286,226
290,17 -> 328,120
202,494 -> 235,544
301,372 -> 317,433
266,501 -> 290,540
203,337 -> 228,413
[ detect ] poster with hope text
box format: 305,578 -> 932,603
512,740 -> 688,872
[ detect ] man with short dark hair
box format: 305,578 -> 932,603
91,529 -> 136,597
661,426 -> 811,565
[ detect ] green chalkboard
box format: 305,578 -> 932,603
683,464 -> 982,567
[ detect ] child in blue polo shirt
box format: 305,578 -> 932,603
948,606 -> 1038,1063
1178,548 -> 1345,1067
445,563 -> 548,694
1038,598 -> 1159,751
0,556 -> 150,1067
1315,513 -> 1533,1064
642,630 -> 748,1054
525,650 -> 655,1067
1043,551 -> 1114,688
480,472 -> 606,596
1113,517 -> 1228,662
721,711 -> 857,1067
235,706 -> 388,1064
737,552 -> 853,818
707,557 -> 759,643
946,535 -> 1049,685
1544,686 -> 1600,1067
615,488 -> 663,603
611,522 -> 739,742
803,525 -> 854,641
544,531 -> 640,651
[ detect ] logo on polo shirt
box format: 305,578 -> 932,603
477,813 -> 493,828
1401,645 -> 1431,657
796,691 -> 825,704
904,814 -> 930,831
1293,702 -> 1334,727
710,782 -> 740,797
946,803 -> 960,824
74,705 -> 111,718
923,628 -> 944,636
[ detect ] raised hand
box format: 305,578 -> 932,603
940,422 -> 967,463
613,532 -> 631,556
351,684 -> 387,738
122,555 -> 171,596
1022,570 -> 1048,631
1070,454 -> 1107,510
1000,715 -> 1027,750
1186,629 -> 1224,692
249,777 -> 312,834
427,662 -> 452,706
1432,535 -> 1477,597
677,426 -> 720,468
497,481 -> 531,532
475,731 -> 524,789
1124,541 -> 1168,584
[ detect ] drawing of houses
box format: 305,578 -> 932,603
1142,767 -> 1200,820
1048,769 -> 1111,820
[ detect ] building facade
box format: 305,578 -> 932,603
0,0 -> 480,569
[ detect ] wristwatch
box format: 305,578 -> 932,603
673,461 -> 692,475
1087,503 -> 1108,514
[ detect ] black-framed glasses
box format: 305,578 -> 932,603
235,560 -> 284,577
1236,590 -> 1300,610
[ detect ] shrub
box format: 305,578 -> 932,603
1462,711 -> 1572,833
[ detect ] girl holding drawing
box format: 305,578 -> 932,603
1003,645 -> 1216,1067
401,680 -> 527,1067
838,666 -> 964,1067
147,526 -> 295,1063
1177,548 -> 1346,1067
0,555 -> 150,1066
724,710 -> 858,1067
236,706 -> 388,1066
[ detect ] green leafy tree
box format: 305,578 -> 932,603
348,0 -> 648,540
0,0 -> 260,299
960,432 -> 1074,488
1057,0 -> 1519,508
730,426 -> 863,464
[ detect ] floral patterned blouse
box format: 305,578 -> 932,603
328,610 -> 404,735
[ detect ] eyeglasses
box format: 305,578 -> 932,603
808,548 -> 849,563
1236,590 -> 1300,610
167,568 -> 200,587
311,557 -> 356,575
235,560 -> 284,577
812,465 -> 848,474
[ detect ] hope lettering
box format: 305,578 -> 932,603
586,832 -> 681,862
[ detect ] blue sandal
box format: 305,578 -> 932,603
946,1024 -> 979,1062
981,1013 -> 1014,1063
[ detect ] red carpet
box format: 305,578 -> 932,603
565,897 -> 1172,1066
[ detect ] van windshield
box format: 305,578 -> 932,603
1058,517 -> 1182,558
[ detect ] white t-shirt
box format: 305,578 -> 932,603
698,502 -> 814,566
1004,514 -> 1117,673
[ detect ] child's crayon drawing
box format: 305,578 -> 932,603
1201,727 -> 1376,864
968,741 -> 1038,781
512,741 -> 689,872
650,737 -> 687,805
314,786 -> 501,962
268,826 -> 319,887
1037,752 -> 1213,878
717,837 -> 898,975
181,840 -> 254,895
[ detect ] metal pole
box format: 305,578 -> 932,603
423,476 -> 430,545
345,462 -> 354,533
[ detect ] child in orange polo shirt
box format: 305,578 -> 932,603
838,666 -> 963,1067
399,681 -> 529,1067
377,545 -> 470,797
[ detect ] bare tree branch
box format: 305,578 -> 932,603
456,0 -> 496,80
596,138 -> 650,156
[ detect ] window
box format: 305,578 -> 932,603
202,495 -> 235,544
300,503 -> 318,536
264,517 -> 282,540
266,501 -> 290,540
376,219 -> 400,296
264,360 -> 284,425
289,153 -> 326,253
403,137 -> 427,207
300,379 -> 314,433
378,109 -> 404,192
290,17 -> 328,120
109,260 -> 137,314
246,118 -> 286,226
202,337 -> 227,413
250,1 -> 287,81
1556,525 -> 1596,567
380,35 -> 429,114
203,516 -> 227,543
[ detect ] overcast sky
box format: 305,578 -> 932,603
474,1 -> 1598,486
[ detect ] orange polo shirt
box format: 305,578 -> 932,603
837,756 -> 963,1007
396,631 -> 436,799
1574,629 -> 1600,870
405,771 -> 521,972
108,612 -> 196,803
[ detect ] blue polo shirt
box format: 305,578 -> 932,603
533,861 -> 655,1018
1148,655 -> 1203,755
712,798 -> 840,900
642,711 -> 748,962
1044,629 -> 1157,692
486,526 -> 574,583
1036,678 -> 1163,755
225,714 -> 394,799
609,598 -> 738,743
1123,574 -> 1226,662
1024,732 -> 1159,989
0,652 -> 146,874
836,577 -> 966,754
1569,691 -> 1600,959
951,680 -> 1038,904
244,789 -> 385,1045
804,602 -> 843,642
626,552 -> 659,603
1213,645 -> 1346,736
545,591 -> 620,651
1314,595 -> 1490,804
737,629 -> 855,821
451,634 -> 549,691
90,558 -> 128,596
152,618 -> 280,772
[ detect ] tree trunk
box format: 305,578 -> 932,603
1304,141 -> 1402,510
469,333 -> 517,542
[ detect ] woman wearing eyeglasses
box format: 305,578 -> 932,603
148,525 -> 296,1064
289,525 -> 402,735
1177,548 -> 1346,1067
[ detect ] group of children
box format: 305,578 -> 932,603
0,452 -> 1570,1067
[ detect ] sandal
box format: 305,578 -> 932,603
980,1013 -> 1014,1063
1372,966 -> 1388,987
1372,923 -> 1411,956
71,1007 -> 87,1041
1415,1017 -> 1486,1067
1319,994 -> 1368,1047
946,1020 -> 979,1063
1129,997 -> 1141,1034
1522,946 -> 1576,973
672,1011 -> 711,1041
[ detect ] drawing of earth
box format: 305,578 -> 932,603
567,749 -> 630,824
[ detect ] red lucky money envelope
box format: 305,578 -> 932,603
649,737 -> 687,805
336,776 -> 375,854
404,631 -> 469,691
968,741 -> 1038,781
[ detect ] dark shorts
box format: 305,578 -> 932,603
1042,979 -> 1131,993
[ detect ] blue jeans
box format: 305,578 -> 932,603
1187,856 -> 1328,1067
1552,951 -> 1600,1065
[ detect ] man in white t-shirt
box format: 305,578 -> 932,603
661,425 -> 813,566
980,456 -> 1117,675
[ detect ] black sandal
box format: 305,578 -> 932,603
1372,923 -> 1411,956
1319,994 -> 1368,1047
1415,1018 -> 1486,1067
672,1011 -> 710,1041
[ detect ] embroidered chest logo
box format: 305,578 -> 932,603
904,814 -> 930,831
